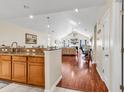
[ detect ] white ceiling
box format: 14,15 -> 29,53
0,0 -> 106,19
8,6 -> 105,39
0,0 -> 106,39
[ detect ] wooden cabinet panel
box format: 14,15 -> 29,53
28,62 -> 44,86
1,56 -> 11,61
28,57 -> 44,63
12,61 -> 27,83
0,55 -> 11,79
0,62 -> 1,76
12,56 -> 26,62
0,61 -> 11,80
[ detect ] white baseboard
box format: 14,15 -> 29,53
96,67 -> 104,82
96,67 -> 110,91
45,75 -> 62,92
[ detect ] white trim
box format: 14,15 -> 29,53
45,75 -> 62,92
96,67 -> 104,82
50,75 -> 62,91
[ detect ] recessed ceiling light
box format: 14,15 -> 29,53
47,25 -> 50,28
75,8 -> 79,13
78,22 -> 81,25
29,15 -> 34,19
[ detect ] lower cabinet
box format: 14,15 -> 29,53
28,62 -> 44,86
0,56 -> 11,80
0,61 -> 11,80
0,55 -> 45,87
12,56 -> 27,83
12,61 -> 27,83
0,60 -> 1,76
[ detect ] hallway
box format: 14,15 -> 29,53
57,55 -> 108,92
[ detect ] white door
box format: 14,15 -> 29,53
103,11 -> 110,90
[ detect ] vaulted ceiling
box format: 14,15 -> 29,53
0,0 -> 106,19
0,0 -> 106,39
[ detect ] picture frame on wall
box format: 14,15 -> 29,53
25,33 -> 37,44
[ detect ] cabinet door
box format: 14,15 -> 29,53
0,61 -> 11,80
28,62 -> 44,86
12,61 -> 27,83
0,61 -> 2,76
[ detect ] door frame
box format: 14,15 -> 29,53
121,0 -> 124,92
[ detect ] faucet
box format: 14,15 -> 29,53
11,42 -> 18,53
11,42 -> 18,48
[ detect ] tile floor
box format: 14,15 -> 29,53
0,83 -> 44,92
0,82 -> 80,92
0,80 -> 10,89
54,87 -> 81,92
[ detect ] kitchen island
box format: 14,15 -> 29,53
44,49 -> 62,91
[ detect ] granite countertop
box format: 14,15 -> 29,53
0,53 -> 44,57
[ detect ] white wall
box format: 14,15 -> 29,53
110,0 -> 122,91
96,0 -> 122,91
96,18 -> 104,81
96,8 -> 112,90
105,0 -> 113,9
44,50 -> 62,91
0,21 -> 48,48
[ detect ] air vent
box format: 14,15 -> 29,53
24,5 -> 30,9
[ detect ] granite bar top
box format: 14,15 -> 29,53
0,53 -> 44,57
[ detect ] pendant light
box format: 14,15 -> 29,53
46,16 -> 51,48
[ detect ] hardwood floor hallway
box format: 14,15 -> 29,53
57,55 -> 108,92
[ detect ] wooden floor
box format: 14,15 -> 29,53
57,55 -> 108,92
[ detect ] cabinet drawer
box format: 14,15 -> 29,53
12,56 -> 27,62
28,57 -> 44,63
0,56 -> 11,61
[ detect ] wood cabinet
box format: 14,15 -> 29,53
0,56 -> 11,80
12,56 -> 27,83
0,55 -> 45,87
28,57 -> 44,86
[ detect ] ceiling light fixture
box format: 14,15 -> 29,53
29,15 -> 34,19
78,22 -> 81,25
75,8 -> 79,13
47,25 -> 50,28
70,20 -> 77,26
47,16 -> 50,28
